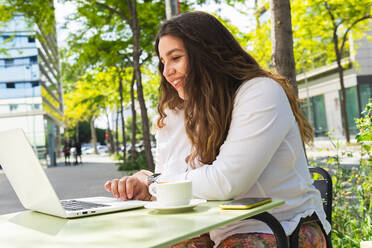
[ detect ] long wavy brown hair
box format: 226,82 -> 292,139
155,11 -> 313,168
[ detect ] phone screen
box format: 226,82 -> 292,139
219,197 -> 272,210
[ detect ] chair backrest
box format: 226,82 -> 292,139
309,167 -> 332,226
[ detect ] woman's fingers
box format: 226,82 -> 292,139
118,177 -> 129,201
133,190 -> 151,201
106,176 -> 149,201
104,181 -> 112,192
111,179 -> 120,198
126,177 -> 138,200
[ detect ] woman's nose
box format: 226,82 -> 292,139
163,64 -> 175,78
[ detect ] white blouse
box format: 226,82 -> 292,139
154,77 -> 331,246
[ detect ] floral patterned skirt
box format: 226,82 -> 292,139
169,221 -> 327,248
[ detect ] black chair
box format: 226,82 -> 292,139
289,166 -> 333,247
246,212 -> 289,248
245,166 -> 333,248
309,166 -> 333,226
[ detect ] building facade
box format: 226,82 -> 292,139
0,13 -> 63,166
297,27 -> 372,139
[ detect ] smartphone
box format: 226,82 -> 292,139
219,197 -> 272,210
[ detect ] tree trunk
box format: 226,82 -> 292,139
269,0 -> 297,94
333,33 -> 350,143
118,73 -> 127,162
75,122 -> 79,143
338,67 -> 350,143
130,72 -> 137,163
90,117 -> 98,154
129,0 -> 154,171
115,109 -> 119,155
105,110 -> 115,153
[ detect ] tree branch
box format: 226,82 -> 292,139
95,1 -> 132,27
324,2 -> 337,27
341,15 -> 372,55
126,0 -> 133,13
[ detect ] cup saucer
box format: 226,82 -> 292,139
145,199 -> 207,212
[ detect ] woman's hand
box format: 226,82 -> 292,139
104,171 -> 152,201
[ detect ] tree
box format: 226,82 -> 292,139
64,70 -> 119,153
323,0 -> 371,143
95,0 -> 158,171
298,0 -> 372,143
269,0 -> 297,93
220,0 -> 371,142
0,4 -> 13,54
65,0 -> 168,171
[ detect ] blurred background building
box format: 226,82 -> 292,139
297,25 -> 372,139
0,13 -> 63,166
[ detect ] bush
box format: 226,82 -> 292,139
310,101 -> 372,247
116,150 -> 148,171
355,99 -> 372,160
325,142 -> 371,247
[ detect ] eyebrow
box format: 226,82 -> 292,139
166,48 -> 184,56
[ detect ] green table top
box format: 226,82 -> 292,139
0,200 -> 284,248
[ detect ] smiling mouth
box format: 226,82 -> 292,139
172,79 -> 183,89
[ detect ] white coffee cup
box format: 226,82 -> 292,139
149,180 -> 192,207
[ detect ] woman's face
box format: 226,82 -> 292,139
158,35 -> 188,100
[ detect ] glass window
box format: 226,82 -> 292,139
339,86 -> 359,135
32,82 -> 40,87
359,83 -> 372,113
6,83 -> 15,88
5,58 -> 14,67
9,104 -> 18,111
300,95 -> 328,137
28,36 -> 35,43
312,95 -> 328,137
33,104 -> 41,110
30,56 -> 38,63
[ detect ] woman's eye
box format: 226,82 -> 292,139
172,56 -> 181,61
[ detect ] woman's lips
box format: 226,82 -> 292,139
172,79 -> 183,89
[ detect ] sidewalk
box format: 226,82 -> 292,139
306,138 -> 364,168
56,153 -> 119,166
0,154 -> 118,175
0,154 -> 128,215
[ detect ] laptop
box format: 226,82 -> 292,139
0,129 -> 146,218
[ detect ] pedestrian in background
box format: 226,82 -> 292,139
74,141 -> 82,165
63,142 -> 71,165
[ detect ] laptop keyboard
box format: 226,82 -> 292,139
61,200 -> 110,211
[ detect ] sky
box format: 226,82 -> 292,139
53,1 -> 256,129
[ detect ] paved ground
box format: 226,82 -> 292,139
305,137 -> 364,169
0,138 -> 364,215
0,154 -> 129,215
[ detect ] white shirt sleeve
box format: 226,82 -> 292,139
157,78 -> 295,200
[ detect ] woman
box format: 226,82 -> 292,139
105,11 -> 330,247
